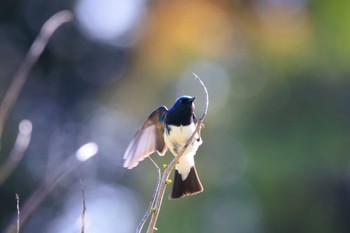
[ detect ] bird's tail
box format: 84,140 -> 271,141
169,165 -> 203,199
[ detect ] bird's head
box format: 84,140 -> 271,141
170,95 -> 195,114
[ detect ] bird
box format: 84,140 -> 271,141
123,95 -> 204,199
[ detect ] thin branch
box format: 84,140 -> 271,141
136,157 -> 161,233
146,74 -> 209,233
192,73 -> 209,121
0,120 -> 32,186
80,180 -> 86,233
16,193 -> 20,233
0,10 -> 73,143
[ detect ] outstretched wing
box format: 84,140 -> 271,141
123,106 -> 168,169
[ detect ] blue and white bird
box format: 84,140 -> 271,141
123,96 -> 203,199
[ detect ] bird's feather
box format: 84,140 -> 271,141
123,106 -> 168,169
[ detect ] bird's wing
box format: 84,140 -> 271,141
123,106 -> 168,169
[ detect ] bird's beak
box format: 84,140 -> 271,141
189,96 -> 196,102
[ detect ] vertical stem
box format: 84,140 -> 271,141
136,157 -> 161,233
80,180 -> 86,233
16,194 -> 20,233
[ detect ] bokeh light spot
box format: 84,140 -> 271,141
19,119 -> 33,135
76,142 -> 98,161
75,0 -> 146,46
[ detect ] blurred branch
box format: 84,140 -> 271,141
4,147 -> 96,233
80,180 -> 86,233
146,74 -> 209,233
136,157 -> 161,233
0,10 -> 73,143
4,157 -> 79,233
0,120 -> 32,186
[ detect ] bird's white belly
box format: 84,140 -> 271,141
164,124 -> 202,179
164,124 -> 201,155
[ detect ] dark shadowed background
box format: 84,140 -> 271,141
1,0 -> 350,232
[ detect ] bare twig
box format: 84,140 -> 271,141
80,180 -> 86,233
136,157 -> 161,233
146,74 -> 209,233
0,120 -> 32,186
0,10 -> 73,143
192,73 -> 209,121
16,194 -> 20,233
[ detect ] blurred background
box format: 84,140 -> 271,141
0,0 -> 350,232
